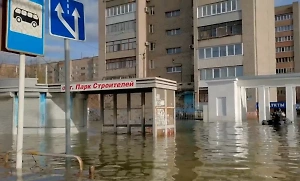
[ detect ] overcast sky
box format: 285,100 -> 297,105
0,0 -> 298,64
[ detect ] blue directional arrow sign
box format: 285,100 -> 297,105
49,0 -> 85,41
6,0 -> 45,56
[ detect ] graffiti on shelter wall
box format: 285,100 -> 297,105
155,93 -> 165,107
156,108 -> 166,126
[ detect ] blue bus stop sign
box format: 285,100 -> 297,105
6,0 -> 45,56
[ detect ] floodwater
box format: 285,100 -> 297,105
1,120 -> 300,181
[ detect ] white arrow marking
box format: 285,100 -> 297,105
67,0 -> 70,14
72,8 -> 80,39
55,3 -> 79,40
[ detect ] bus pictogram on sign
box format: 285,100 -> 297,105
13,7 -> 39,28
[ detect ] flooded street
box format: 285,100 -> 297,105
1,120 -> 300,180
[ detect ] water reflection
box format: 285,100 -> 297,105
0,121 -> 300,180
193,122 -> 250,180
91,134 -> 176,180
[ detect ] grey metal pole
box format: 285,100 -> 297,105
64,39 -> 71,155
16,53 -> 25,169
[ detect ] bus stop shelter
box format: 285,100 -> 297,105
61,77 -> 177,137
204,73 -> 300,123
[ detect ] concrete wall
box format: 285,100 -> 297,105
0,92 -> 88,135
208,80 -> 241,122
45,93 -> 87,134
0,78 -> 88,136
0,93 -> 14,152
0,93 -> 14,134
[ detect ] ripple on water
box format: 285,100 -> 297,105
1,121 -> 300,180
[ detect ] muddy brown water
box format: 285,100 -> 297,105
0,120 -> 300,181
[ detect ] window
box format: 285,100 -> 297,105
206,69 -> 212,79
275,25 -> 293,32
199,66 -> 243,80
165,10 -> 180,17
106,57 -> 136,70
275,36 -> 293,42
213,68 -> 220,78
275,13 -> 292,21
221,67 -> 227,78
150,6 -> 155,15
198,43 -> 243,59
199,49 -> 205,59
106,2 -> 136,17
106,38 -> 136,53
149,42 -> 155,51
221,2 -> 226,13
276,57 -> 294,63
228,66 -> 235,76
276,46 -> 293,53
205,48 -> 212,58
167,66 -> 181,73
149,24 -> 154,33
22,10 -> 27,16
200,69 -> 206,79
220,46 -> 227,56
198,20 -> 242,40
276,68 -> 294,74
149,60 -> 155,69
166,47 -> 181,54
28,12 -> 32,18
234,43 -> 242,54
166,28 -> 181,36
277,88 -> 286,95
106,20 -> 136,34
15,8 -> 21,13
227,44 -> 234,55
199,0 -> 239,18
212,47 -> 219,57
235,66 -> 243,76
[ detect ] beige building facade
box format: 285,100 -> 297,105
5,0 -> 300,117
98,0 -> 194,91
194,0 -> 277,112
41,56 -> 98,83
275,2 -> 300,102
98,0 -> 279,114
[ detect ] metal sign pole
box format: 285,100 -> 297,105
16,53 -> 25,169
64,38 -> 71,155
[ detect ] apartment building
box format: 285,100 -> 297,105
43,56 -> 98,83
98,0 -> 194,110
194,0 -> 276,112
98,1 -> 141,80
145,0 -> 194,89
275,2 -> 300,102
0,63 -> 18,78
38,57 -> 100,110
